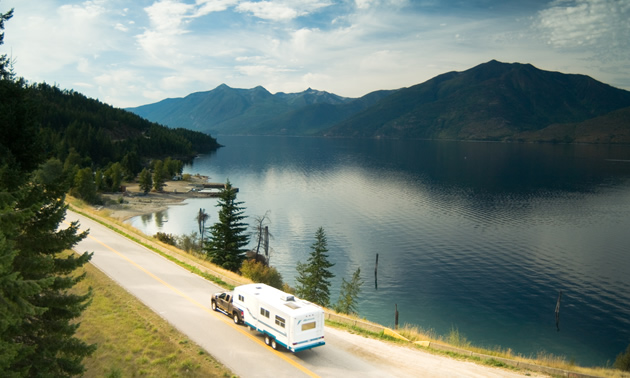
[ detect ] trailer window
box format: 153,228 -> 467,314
260,308 -> 270,318
238,294 -> 244,301
301,321 -> 316,331
275,316 -> 285,328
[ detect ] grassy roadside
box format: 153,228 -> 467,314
74,255 -> 235,377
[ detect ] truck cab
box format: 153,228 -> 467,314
211,291 -> 243,324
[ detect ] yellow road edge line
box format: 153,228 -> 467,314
67,220 -> 319,378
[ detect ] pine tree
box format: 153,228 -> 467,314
204,180 -> 249,272
1,13 -> 96,373
0,8 -> 13,80
8,175 -> 96,376
335,267 -> 363,315
152,159 -> 167,191
138,167 -> 153,194
295,227 -> 335,307
71,166 -> 99,204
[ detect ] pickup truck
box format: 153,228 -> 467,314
211,291 -> 244,325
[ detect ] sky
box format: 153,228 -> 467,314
1,0 -> 629,108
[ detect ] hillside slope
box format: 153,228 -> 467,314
325,60 -> 630,141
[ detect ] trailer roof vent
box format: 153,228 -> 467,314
284,295 -> 295,302
284,302 -> 300,310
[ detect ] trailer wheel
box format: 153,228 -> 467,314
264,335 -> 271,346
211,301 -> 217,311
271,339 -> 278,350
233,313 -> 240,324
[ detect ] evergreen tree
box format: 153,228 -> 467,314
295,227 -> 335,307
204,180 -> 249,272
71,167 -> 99,204
103,162 -> 123,192
138,167 -> 153,194
163,156 -> 183,177
8,172 -> 96,376
120,150 -> 141,180
335,267 -> 363,315
1,14 -> 96,373
152,159 -> 167,192
0,7 -> 13,80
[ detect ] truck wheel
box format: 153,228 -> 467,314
271,339 -> 278,350
264,335 -> 271,346
233,313 -> 240,324
211,301 -> 217,311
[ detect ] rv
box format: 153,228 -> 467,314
233,283 -> 325,352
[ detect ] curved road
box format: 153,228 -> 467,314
66,210 -> 539,378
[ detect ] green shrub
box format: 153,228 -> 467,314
446,327 -> 471,348
176,232 -> 200,253
615,344 -> 630,371
240,260 -> 284,289
154,232 -> 177,246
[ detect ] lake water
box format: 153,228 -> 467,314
129,136 -> 630,366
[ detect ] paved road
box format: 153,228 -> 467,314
66,210 -> 538,378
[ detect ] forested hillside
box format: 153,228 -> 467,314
29,82 -> 220,168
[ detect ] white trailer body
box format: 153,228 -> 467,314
233,283 -> 325,352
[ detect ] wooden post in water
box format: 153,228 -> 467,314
374,253 -> 379,290
555,290 -> 562,332
263,226 -> 269,264
395,304 -> 399,330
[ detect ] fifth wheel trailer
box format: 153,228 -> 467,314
233,283 -> 325,352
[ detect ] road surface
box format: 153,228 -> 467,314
66,210 -> 541,377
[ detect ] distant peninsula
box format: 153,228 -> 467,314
127,60 -> 630,144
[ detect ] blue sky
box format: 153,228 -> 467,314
2,0 -> 629,108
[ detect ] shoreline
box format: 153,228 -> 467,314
100,175 -> 213,221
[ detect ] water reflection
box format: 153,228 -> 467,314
128,136 -> 630,366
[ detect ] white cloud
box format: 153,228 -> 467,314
143,0 -> 193,32
115,23 -> 129,32
535,0 -> 630,53
236,0 -> 333,21
196,0 -> 239,17
236,1 -> 299,21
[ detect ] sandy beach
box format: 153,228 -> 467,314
100,175 -> 216,221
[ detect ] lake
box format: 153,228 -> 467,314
129,136 -> 630,366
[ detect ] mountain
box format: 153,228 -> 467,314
514,105 -> 630,143
128,85 -> 394,136
128,60 -> 630,143
325,60 -> 630,142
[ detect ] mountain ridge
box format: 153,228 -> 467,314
127,60 -> 630,143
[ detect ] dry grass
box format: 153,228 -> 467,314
74,254 -> 235,378
392,323 -> 630,378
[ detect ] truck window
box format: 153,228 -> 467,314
301,321 -> 316,331
275,316 -> 285,328
260,308 -> 270,318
